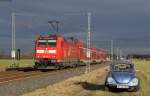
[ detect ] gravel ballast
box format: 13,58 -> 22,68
23,65 -> 107,96
0,63 -> 109,96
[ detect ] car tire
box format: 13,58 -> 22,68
104,86 -> 109,91
128,87 -> 135,92
105,86 -> 113,92
133,86 -> 140,92
128,86 -> 140,92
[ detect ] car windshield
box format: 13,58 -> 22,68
112,64 -> 133,72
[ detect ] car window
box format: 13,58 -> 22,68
112,64 -> 133,72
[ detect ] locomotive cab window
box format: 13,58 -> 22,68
47,40 -> 57,47
38,40 -> 47,46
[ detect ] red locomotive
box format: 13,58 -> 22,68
34,34 -> 108,69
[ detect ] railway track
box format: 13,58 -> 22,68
0,61 -> 110,96
0,71 -> 43,83
0,61 -> 110,84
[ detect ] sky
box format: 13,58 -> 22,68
0,0 -> 150,55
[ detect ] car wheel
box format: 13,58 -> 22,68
133,86 -> 140,92
105,86 -> 113,92
104,86 -> 109,91
128,87 -> 135,92
128,87 -> 140,92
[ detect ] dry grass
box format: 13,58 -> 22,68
0,59 -> 34,68
23,60 -> 150,96
22,67 -> 107,96
133,59 -> 150,82
133,59 -> 150,96
91,59 -> 150,96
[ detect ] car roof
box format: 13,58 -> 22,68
112,60 -> 133,65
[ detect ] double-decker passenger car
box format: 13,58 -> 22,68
34,34 -> 108,69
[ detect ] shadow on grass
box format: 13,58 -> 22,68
6,67 -> 60,73
74,81 -> 106,91
6,67 -> 35,71
74,81 -> 137,93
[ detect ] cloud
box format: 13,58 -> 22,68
0,0 -> 150,54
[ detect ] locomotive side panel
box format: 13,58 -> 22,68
59,38 -> 80,67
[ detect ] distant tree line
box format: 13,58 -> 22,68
0,51 -> 34,59
0,51 -> 10,59
127,54 -> 150,60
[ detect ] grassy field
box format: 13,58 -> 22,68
133,59 -> 150,76
0,59 -> 34,68
90,59 -> 150,96
0,59 -> 150,96
133,59 -> 150,96
22,59 -> 150,96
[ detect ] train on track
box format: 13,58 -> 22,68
34,34 -> 108,69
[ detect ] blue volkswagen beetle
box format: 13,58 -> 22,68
105,60 -> 140,91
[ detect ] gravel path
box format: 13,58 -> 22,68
0,62 -> 109,96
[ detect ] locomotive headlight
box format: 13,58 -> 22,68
36,50 -> 44,53
49,50 -> 56,53
107,77 -> 116,84
129,78 -> 139,86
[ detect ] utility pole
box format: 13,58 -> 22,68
12,12 -> 16,54
116,48 -> 119,60
11,12 -> 16,67
111,40 -> 113,61
119,49 -> 122,60
85,12 -> 91,73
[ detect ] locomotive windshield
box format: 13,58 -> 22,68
38,39 -> 56,47
38,40 -> 47,46
48,40 -> 56,47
